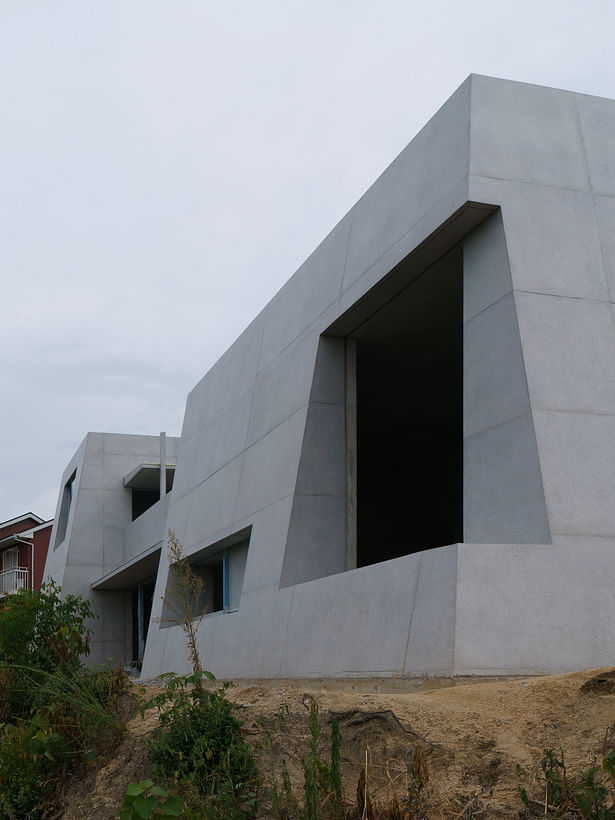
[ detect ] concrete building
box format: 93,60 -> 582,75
43,433 -> 178,665
45,75 -> 615,678
0,513 -> 52,596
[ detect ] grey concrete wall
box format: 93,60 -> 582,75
463,211 -> 550,544
123,493 -> 170,563
142,75 -> 476,679
45,432 -> 178,665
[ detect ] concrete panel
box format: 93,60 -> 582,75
338,177 -> 469,315
123,495 -> 168,562
281,493 -> 346,586
238,494 -> 294,593
234,407 -> 307,521
179,387 -> 254,493
207,587 -> 294,678
182,458 -> 243,553
455,539 -> 615,674
464,292 -> 531,438
404,544 -> 457,676
342,79 -> 471,293
102,489 -> 132,525
182,314 -> 265,439
280,557 -> 420,676
294,403 -> 345,497
78,447 -> 104,490
101,433 -> 172,457
469,177 -> 608,301
102,526 -> 124,570
72,488 -> 104,529
469,76 -> 589,191
164,615 -> 219,676
464,413 -> 550,544
163,491 -> 191,549
516,292 -> 615,414
533,409 -> 615,537
594,195 -> 615,302
247,332 -> 318,445
309,336 -> 346,406
463,210 -> 512,321
258,214 -> 352,369
96,591 -> 126,640
63,561 -> 105,595
575,93 -> 615,196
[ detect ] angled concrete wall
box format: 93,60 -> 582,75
140,75 -> 615,680
45,432 -> 178,664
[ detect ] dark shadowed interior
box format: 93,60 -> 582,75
355,246 -> 463,567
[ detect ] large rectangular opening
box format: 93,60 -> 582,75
353,247 -> 463,567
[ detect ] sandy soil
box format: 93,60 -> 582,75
59,668 -> 615,818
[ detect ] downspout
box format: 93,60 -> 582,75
160,432 -> 167,497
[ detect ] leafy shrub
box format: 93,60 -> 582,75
519,746 -> 615,818
119,779 -> 182,819
0,583 -> 130,819
146,673 -> 259,819
0,711 -> 69,819
0,580 -> 94,718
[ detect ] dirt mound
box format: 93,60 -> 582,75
59,668 -> 615,818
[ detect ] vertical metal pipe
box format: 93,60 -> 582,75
160,431 -> 167,497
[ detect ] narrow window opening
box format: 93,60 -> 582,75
55,470 -> 76,547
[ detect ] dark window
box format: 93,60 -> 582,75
131,489 -> 160,521
55,470 -> 76,547
354,247 -> 463,567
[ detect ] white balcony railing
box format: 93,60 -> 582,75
0,567 -> 29,595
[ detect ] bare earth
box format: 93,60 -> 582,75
60,668 -> 615,818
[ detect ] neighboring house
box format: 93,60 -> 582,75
44,76 -> 615,679
0,513 -> 53,597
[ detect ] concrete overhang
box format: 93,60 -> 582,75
91,543 -> 162,590
326,201 -> 497,337
123,463 -> 176,490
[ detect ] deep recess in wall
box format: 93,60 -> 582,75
354,247 -> 463,566
160,528 -> 251,625
54,469 -> 76,548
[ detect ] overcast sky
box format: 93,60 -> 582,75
1,0 -> 614,523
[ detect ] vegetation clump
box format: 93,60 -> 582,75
0,582 -> 129,819
140,531 -> 260,818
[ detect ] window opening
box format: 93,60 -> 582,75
131,489 -> 160,521
352,247 -> 463,567
55,470 -> 76,547
160,532 -> 250,626
131,579 -> 155,665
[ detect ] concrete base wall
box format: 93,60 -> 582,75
143,537 -> 615,680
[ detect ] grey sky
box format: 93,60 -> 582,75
2,0 -> 614,522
